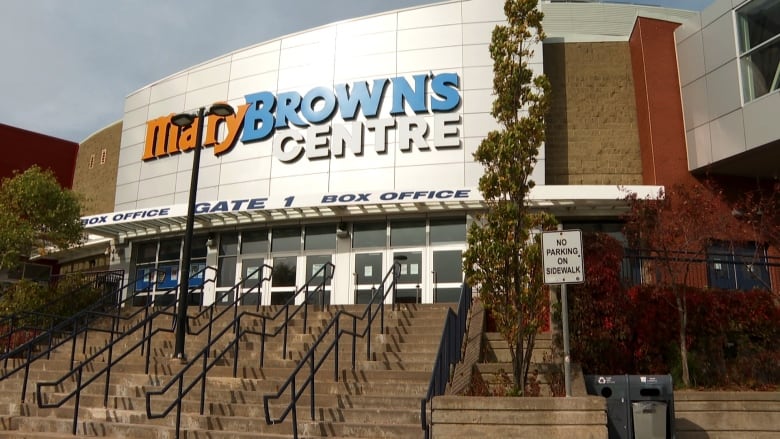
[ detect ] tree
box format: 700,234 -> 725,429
463,0 -> 555,395
623,182 -> 732,387
727,179 -> 780,287
0,166 -> 83,271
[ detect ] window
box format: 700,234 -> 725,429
217,233 -> 238,287
390,219 -> 425,246
707,242 -> 771,291
88,154 -> 95,169
304,224 -> 336,251
430,217 -> 466,243
737,0 -> 780,102
100,148 -> 107,165
241,230 -> 268,254
271,227 -> 301,252
352,222 -> 386,248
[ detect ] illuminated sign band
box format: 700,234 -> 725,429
143,72 -> 462,163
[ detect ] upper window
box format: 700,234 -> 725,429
737,0 -> 780,102
707,242 -> 771,292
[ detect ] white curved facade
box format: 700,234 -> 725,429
80,0 -> 674,307
115,0 -> 540,213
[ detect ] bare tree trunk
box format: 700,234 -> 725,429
513,335 -> 525,395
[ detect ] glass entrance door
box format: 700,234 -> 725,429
393,250 -> 423,304
353,252 -> 383,304
432,248 -> 464,303
239,257 -> 266,305
305,254 -> 332,306
270,256 -> 297,305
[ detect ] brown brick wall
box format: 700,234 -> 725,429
544,42 -> 643,185
72,121 -> 122,216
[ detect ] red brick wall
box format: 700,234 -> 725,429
629,17 -> 692,187
0,123 -> 78,188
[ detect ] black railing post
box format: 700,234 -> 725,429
72,367 -> 82,435
334,319 -> 340,380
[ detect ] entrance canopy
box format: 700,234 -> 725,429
81,185 -> 662,241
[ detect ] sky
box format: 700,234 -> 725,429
0,0 -> 713,143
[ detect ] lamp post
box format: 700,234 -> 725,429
169,102 -> 235,360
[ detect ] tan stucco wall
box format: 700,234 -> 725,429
72,121 -> 122,216
544,42 -> 643,185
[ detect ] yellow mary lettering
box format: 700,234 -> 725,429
143,115 -> 179,160
212,104 -> 249,156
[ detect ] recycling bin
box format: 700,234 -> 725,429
585,375 -> 632,439
632,401 -> 667,439
628,375 -> 675,439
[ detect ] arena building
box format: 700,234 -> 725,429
70,0 -> 778,306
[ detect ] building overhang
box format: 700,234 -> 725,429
80,185 -> 662,243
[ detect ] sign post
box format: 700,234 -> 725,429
542,227 -> 584,397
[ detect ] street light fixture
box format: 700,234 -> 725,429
169,102 -> 235,361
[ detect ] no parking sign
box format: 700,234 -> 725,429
542,229 -> 584,285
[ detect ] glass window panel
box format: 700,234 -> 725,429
433,250 -> 463,283
355,252 -> 383,285
707,243 -> 772,292
305,224 -> 336,250
156,262 -> 180,289
272,256 -> 297,287
737,0 -> 780,52
242,258 -> 266,284
353,222 -> 387,248
271,290 -> 295,305
219,233 -> 238,256
306,254 -> 332,285
394,251 -> 422,284
135,242 -> 157,264
134,264 -> 156,291
188,260 -> 207,286
272,227 -> 301,252
217,256 -> 237,288
740,39 -> 780,101
430,217 -> 466,243
241,230 -> 268,254
355,288 -> 376,304
435,287 -> 462,303
390,220 -> 425,246
190,235 -> 208,259
158,239 -> 181,261
396,288 -> 421,303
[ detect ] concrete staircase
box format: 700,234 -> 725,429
476,331 -> 565,396
0,303 -> 450,438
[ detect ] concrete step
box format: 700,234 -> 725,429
0,303 -> 448,438
16,392 -> 424,416
482,332 -> 554,363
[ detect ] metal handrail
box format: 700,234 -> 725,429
186,264 -> 274,350
33,266 -> 220,435
0,269 -> 163,403
262,262 -> 401,438
421,283 -> 471,439
145,262 -> 333,439
0,269 -> 124,353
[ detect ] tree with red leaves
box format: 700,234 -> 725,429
623,182 -> 732,387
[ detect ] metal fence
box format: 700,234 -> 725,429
620,249 -> 779,294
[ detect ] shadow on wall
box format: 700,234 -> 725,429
675,417 -> 710,439
542,42 -> 569,184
